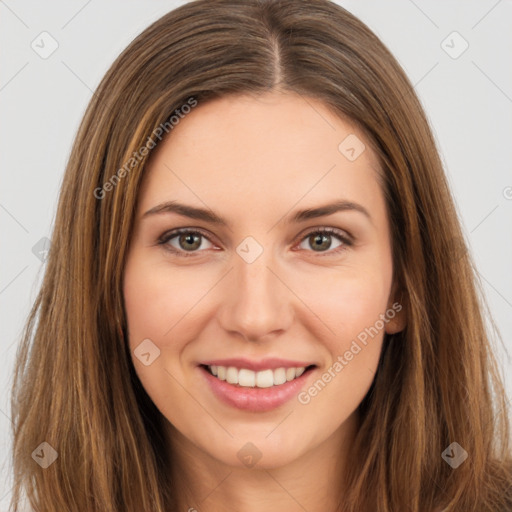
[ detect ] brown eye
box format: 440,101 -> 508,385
297,228 -> 351,255
158,229 -> 215,256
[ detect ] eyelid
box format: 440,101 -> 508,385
157,226 -> 353,257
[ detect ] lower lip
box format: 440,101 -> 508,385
199,366 -> 314,412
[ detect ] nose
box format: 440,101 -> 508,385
216,245 -> 294,343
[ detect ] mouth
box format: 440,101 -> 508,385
198,360 -> 317,412
201,364 -> 315,388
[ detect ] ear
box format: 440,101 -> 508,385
385,282 -> 407,334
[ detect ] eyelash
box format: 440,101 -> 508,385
157,227 -> 353,258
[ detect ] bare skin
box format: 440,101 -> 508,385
123,92 -> 406,512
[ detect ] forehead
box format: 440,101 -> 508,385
137,92 -> 384,226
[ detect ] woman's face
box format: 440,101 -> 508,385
123,92 -> 404,469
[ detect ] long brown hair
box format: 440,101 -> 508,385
9,1 -> 512,510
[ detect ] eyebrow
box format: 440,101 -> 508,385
142,199 -> 371,225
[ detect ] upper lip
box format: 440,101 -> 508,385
200,358 -> 315,372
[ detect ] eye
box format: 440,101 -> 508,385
158,228 -> 216,257
296,227 -> 352,255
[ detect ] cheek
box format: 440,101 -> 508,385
293,262 -> 391,417
296,262 -> 391,398
302,263 -> 392,348
122,255 -> 207,425
123,255 -> 208,348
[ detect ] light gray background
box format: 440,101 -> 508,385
1,0 -> 511,508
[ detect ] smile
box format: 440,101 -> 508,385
206,365 -> 307,388
198,360 -> 316,412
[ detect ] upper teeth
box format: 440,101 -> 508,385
209,365 -> 306,388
